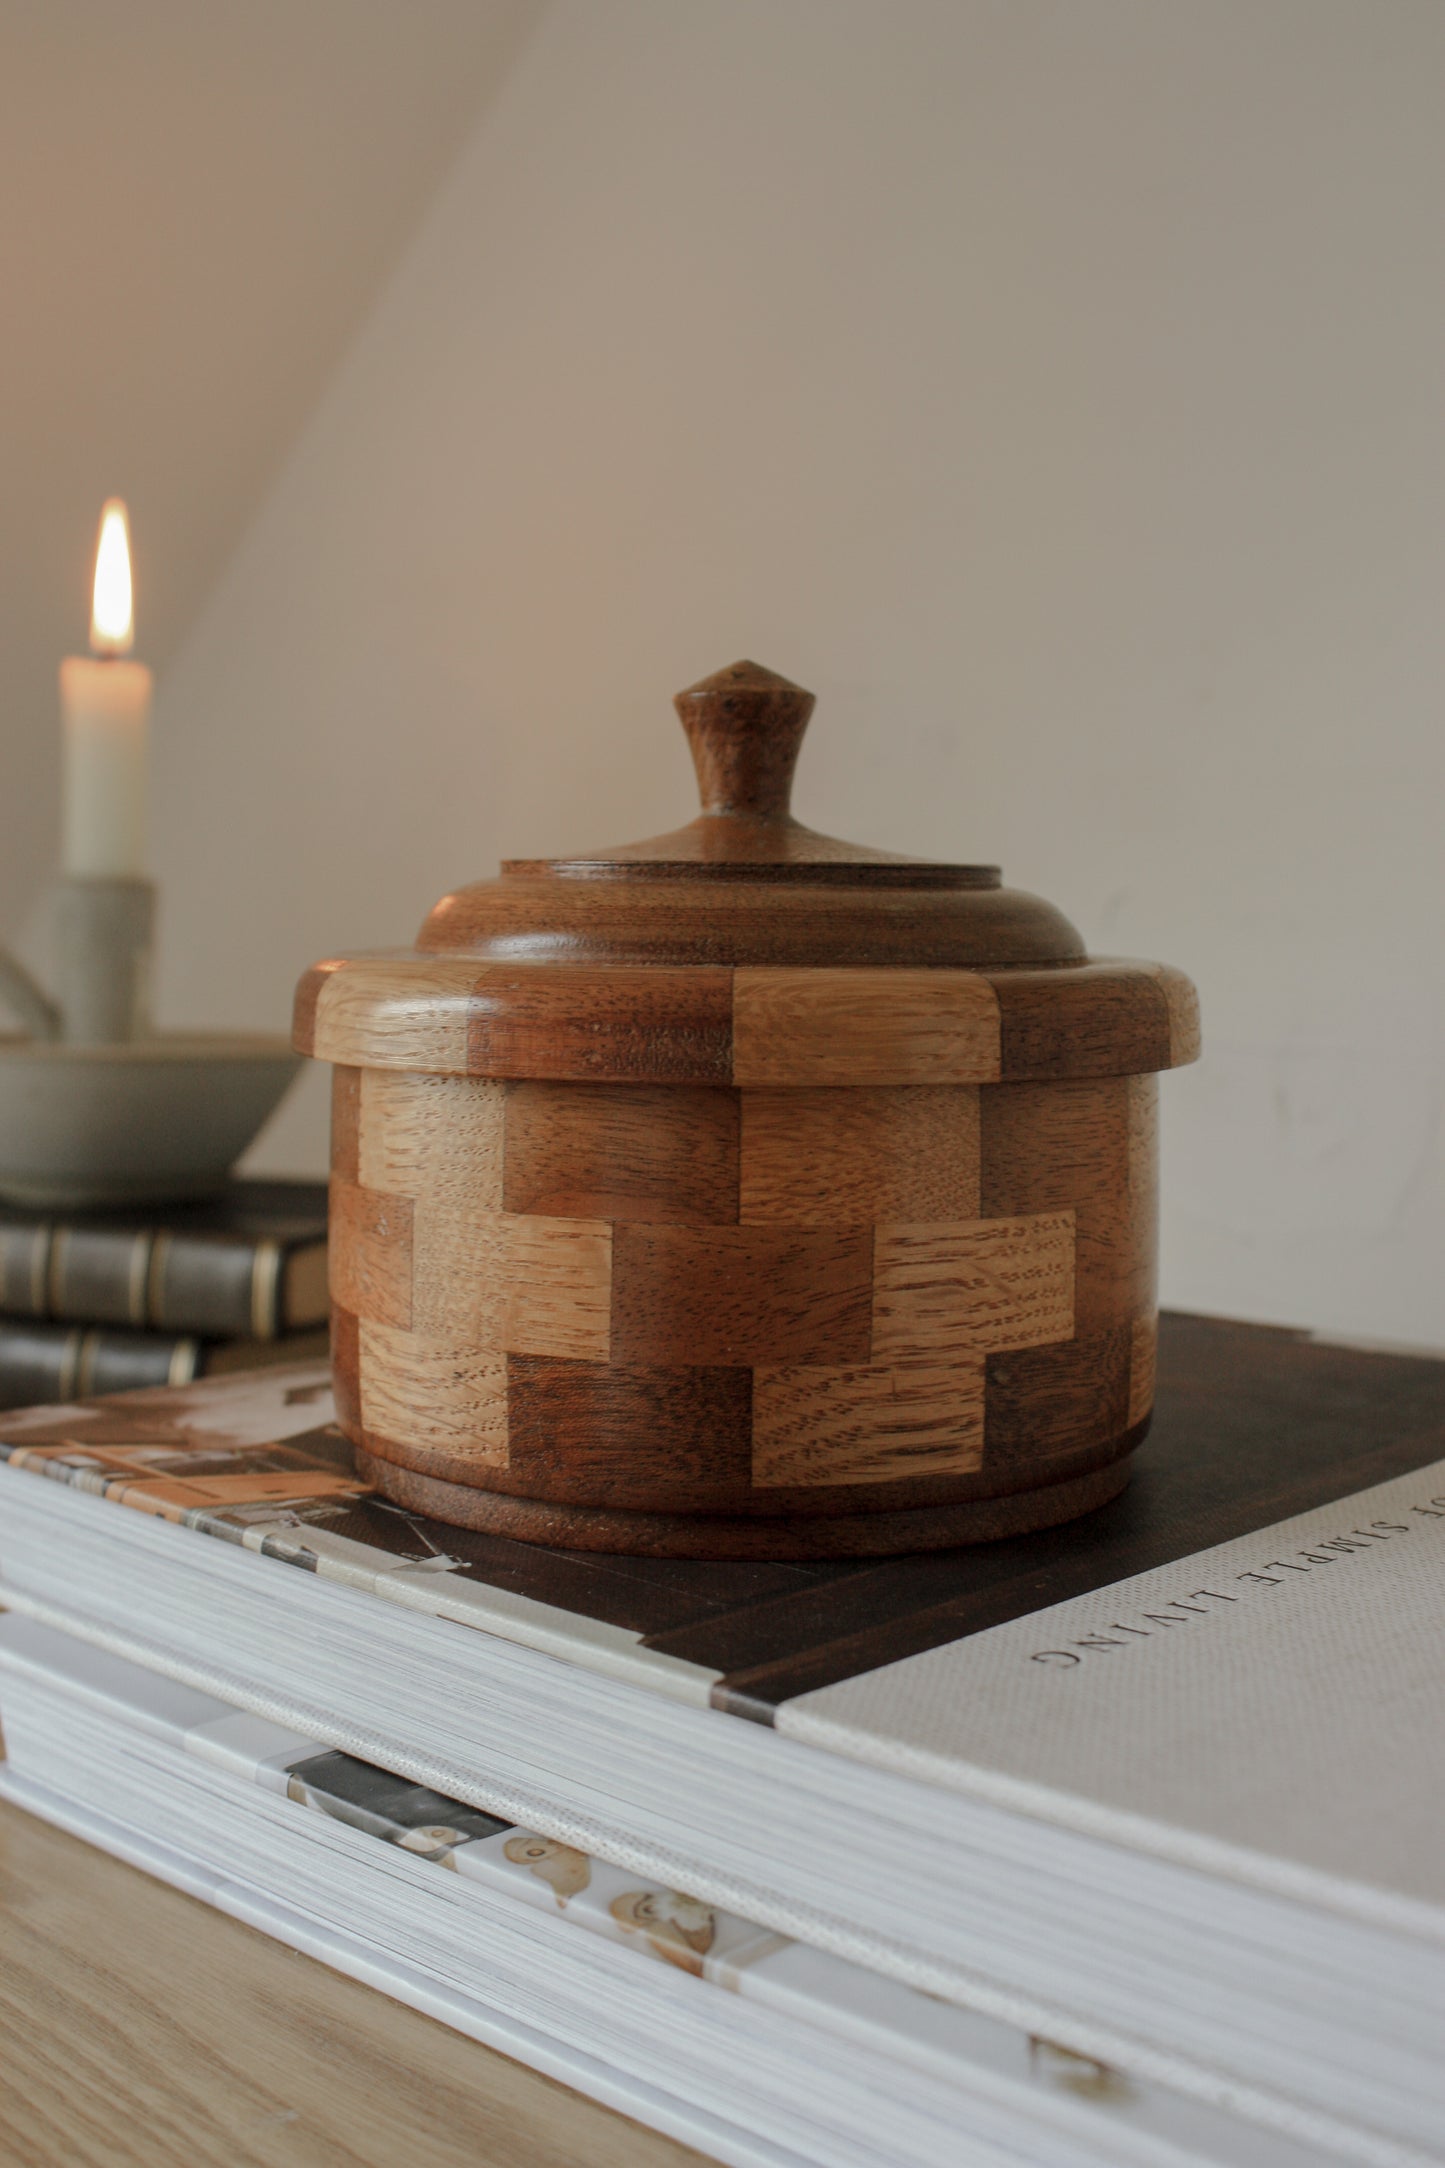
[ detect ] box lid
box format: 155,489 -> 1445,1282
417,661 -> 1084,970
294,662 -> 1199,1086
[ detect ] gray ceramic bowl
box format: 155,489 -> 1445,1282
0,1033 -> 301,1209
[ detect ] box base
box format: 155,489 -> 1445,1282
352,1434 -> 1141,1559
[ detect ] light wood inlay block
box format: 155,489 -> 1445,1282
732,969 -> 1001,1087
740,1085 -> 979,1225
505,1082 -> 739,1224
874,1212 -> 1075,1360
360,1070 -> 505,1211
329,1179 -> 414,1330
1129,1309 -> 1158,1426
610,1222 -> 873,1367
359,1319 -> 508,1462
407,1204 -> 506,1342
354,1072 -> 508,1340
503,1214 -> 613,1361
1128,1071 -> 1158,1187
312,956 -> 480,1073
752,1355 -> 986,1487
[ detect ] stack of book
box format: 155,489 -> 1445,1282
0,1179 -> 328,1404
0,1310 -> 1440,2168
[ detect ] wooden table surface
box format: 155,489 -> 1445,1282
0,1797 -> 707,2168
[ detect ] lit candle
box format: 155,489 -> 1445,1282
59,500 -> 152,877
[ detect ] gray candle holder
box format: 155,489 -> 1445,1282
53,875 -> 155,1044
0,875 -> 299,1208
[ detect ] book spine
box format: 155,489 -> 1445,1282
0,1223 -> 56,1318
0,1225 -> 297,1339
146,1233 -> 288,1340
0,1320 -> 200,1408
0,1320 -> 331,1406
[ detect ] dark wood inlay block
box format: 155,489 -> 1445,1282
505,1082 -> 740,1225
506,1354 -> 753,1508
610,1222 -> 874,1368
331,1065 -> 362,1184
994,963 -> 1171,1081
981,1077 -> 1151,1338
468,967 -> 734,1084
330,1302 -> 360,1433
985,1327 -> 1133,1463
328,1179 -> 414,1331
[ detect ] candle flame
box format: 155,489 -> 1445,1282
90,499 -> 134,654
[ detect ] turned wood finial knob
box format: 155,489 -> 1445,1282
674,660 -> 816,820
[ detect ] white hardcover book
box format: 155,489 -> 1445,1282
0,1616 -> 1329,2168
0,1320 -> 1440,2166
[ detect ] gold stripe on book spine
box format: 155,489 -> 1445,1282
127,1232 -> 154,1327
167,1337 -> 202,1387
250,1239 -> 283,1341
70,1329 -> 96,1401
145,1234 -> 172,1330
27,1224 -> 52,1316
44,1229 -> 69,1317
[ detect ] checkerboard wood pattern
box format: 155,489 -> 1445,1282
327,1050 -> 1163,1555
301,661 -> 1198,1555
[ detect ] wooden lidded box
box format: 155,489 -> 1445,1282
295,662 -> 1198,1558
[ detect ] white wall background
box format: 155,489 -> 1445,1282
0,0 -> 538,939
140,0 -> 1442,1344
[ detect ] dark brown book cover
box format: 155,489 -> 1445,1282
0,1312 -> 1440,1724
0,1179 -> 327,1341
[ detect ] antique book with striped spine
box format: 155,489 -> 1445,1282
0,1179 -> 327,1340
0,1316 -> 329,1406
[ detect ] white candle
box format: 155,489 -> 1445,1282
60,499 -> 152,878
